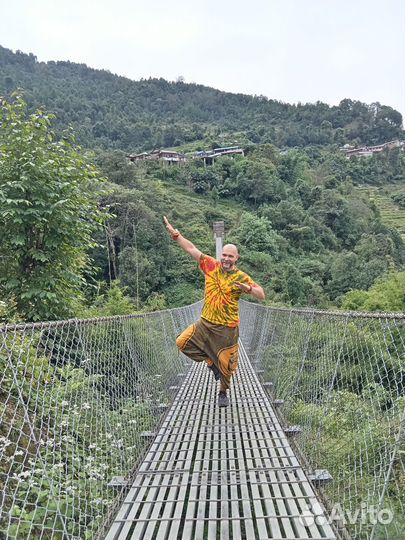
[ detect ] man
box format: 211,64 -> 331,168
163,216 -> 265,408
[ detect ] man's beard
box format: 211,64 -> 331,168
221,260 -> 233,271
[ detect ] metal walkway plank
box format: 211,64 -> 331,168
104,342 -> 337,540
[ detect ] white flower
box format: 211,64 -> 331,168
81,403 -> 91,410
61,400 -> 69,407
0,436 -> 12,449
111,439 -> 123,449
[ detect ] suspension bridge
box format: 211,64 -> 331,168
0,301 -> 404,540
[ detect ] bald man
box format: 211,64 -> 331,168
164,216 -> 265,408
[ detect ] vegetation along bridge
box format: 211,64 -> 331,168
0,301 -> 404,540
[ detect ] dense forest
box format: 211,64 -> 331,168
0,45 -> 404,152
0,45 -> 404,321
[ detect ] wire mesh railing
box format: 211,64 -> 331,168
0,302 -> 201,540
240,301 -> 405,540
2,300 -> 404,540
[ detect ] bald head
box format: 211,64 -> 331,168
223,244 -> 239,256
221,244 -> 239,271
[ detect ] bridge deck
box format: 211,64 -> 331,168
104,343 -> 337,540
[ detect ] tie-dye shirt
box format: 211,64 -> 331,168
199,254 -> 256,327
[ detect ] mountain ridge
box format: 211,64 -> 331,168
1,44 -> 403,152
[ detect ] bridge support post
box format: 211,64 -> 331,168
213,221 -> 224,261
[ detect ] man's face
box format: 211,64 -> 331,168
221,245 -> 239,272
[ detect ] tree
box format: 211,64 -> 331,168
233,160 -> 284,206
341,272 -> 405,312
231,213 -> 282,257
0,95 -> 108,321
283,264 -> 313,305
326,252 -> 361,299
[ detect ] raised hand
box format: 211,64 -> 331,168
163,216 -> 178,238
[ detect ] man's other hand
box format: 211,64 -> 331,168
234,281 -> 251,293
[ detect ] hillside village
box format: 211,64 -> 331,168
127,140 -> 404,166
340,139 -> 404,158
127,145 -> 244,165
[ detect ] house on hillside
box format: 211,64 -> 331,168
213,146 -> 245,157
127,150 -> 186,165
157,150 -> 187,164
128,145 -> 245,166
194,146 -> 244,166
340,140 -> 404,158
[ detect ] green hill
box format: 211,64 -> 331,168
1,45 -> 403,152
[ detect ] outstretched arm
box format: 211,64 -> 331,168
163,216 -> 202,262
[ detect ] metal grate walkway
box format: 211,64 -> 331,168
104,343 -> 337,540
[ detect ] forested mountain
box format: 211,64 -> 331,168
0,46 -> 404,321
0,45 -> 403,152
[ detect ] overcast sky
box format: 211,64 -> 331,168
2,0 -> 404,121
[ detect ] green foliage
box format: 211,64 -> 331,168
0,95 -> 108,321
142,292 -> 167,312
80,280 -> 135,317
391,190 -> 405,208
0,46 -> 403,152
341,272 -> 405,312
231,213 -> 282,256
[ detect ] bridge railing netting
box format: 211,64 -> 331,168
240,301 -> 405,540
1,301 -> 404,540
0,303 -> 201,540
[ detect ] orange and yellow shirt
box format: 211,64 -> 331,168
199,254 -> 256,327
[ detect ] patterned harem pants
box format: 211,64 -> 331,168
176,318 -> 239,390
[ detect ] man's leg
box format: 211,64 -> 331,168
176,322 -> 211,363
217,342 -> 239,407
176,320 -> 238,407
201,322 -> 239,408
206,358 -> 220,380
176,322 -> 220,380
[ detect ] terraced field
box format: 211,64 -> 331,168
355,184 -> 405,240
